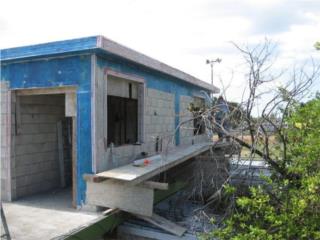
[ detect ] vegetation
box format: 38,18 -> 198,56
198,40 -> 320,240
203,97 -> 320,240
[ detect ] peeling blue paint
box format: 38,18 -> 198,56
76,90 -> 92,204
1,55 -> 91,89
1,55 -> 92,206
0,36 -> 97,61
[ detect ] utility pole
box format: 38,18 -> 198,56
206,58 -> 222,86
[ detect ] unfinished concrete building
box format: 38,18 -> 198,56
0,36 -> 228,239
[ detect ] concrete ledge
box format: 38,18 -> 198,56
65,181 -> 187,240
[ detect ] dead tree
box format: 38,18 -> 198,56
175,39 -> 319,212
207,40 -> 320,186
151,40 -> 319,229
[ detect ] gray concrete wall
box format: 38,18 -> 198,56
143,88 -> 176,152
1,82 -> 12,201
13,94 -> 65,198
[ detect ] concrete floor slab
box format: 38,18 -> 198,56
2,188 -> 99,240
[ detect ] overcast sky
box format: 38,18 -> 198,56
1,0 -> 319,101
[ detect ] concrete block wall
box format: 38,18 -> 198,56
180,95 -> 209,146
144,88 -> 176,152
104,144 -> 145,169
104,88 -> 176,169
103,89 -> 208,169
12,94 -> 65,198
190,148 -> 230,201
1,82 -> 12,201
179,95 -> 194,146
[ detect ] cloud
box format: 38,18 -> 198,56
248,2 -> 319,35
202,0 -> 320,35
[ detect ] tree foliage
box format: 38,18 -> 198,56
204,98 -> 320,240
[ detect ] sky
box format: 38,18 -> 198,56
1,0 -> 320,102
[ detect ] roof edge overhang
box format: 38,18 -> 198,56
0,36 -> 98,62
0,36 -> 219,93
96,36 -> 219,93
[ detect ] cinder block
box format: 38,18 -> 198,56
20,104 -> 64,115
15,151 -> 57,165
15,133 -> 57,145
21,113 -> 62,124
15,142 -> 57,156
144,116 -> 151,125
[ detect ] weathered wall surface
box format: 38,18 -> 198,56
1,50 -> 210,205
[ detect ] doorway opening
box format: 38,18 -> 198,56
12,89 -> 77,208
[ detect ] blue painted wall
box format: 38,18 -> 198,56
96,53 -> 208,145
1,54 -> 92,205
